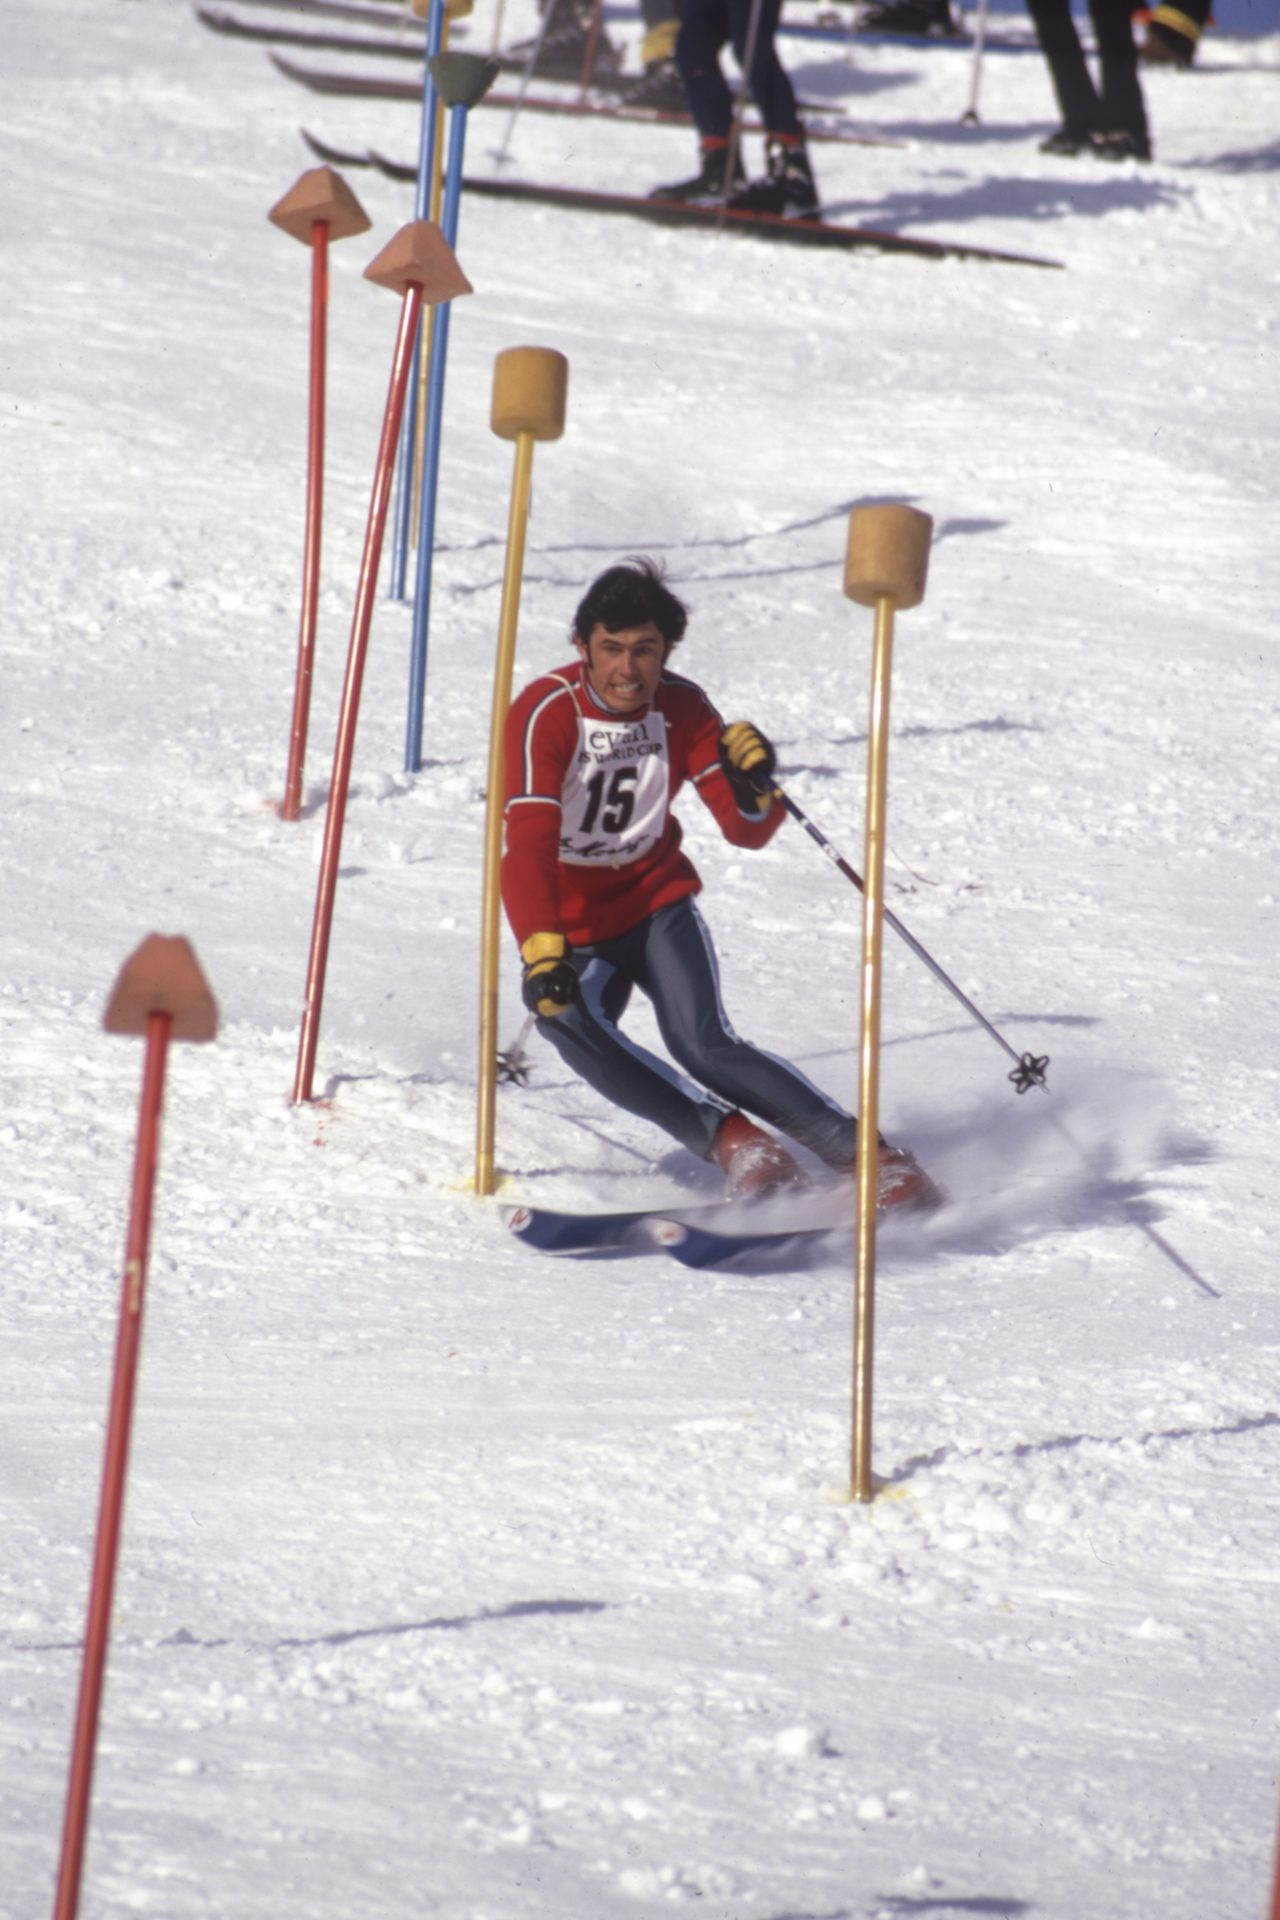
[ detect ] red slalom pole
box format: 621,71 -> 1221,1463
54,937 -> 217,1920
293,221 -> 472,1105
268,169 -> 372,823
1269,1794 -> 1280,1920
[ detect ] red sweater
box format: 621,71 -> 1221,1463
501,660 -> 784,947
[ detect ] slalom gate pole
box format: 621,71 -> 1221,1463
1270,1792 -> 1280,1920
475,346 -> 569,1196
961,0 -> 991,124
764,783 -> 1049,1095
54,937 -> 218,1920
294,223 -> 473,1106
843,504 -> 933,1505
576,0 -> 607,106
389,0 -> 448,604
411,0 -> 475,548
404,52 -> 500,773
267,168 -> 372,822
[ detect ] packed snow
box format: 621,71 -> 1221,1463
4,0 -> 1279,1915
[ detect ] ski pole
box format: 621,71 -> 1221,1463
490,0 -> 559,163
723,0 -> 769,201
497,1012 -> 536,1086
575,0 -> 607,106
763,778 -> 1049,1094
961,0 -> 990,124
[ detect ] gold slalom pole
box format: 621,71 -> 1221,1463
843,503 -> 933,1503
475,346 -> 569,1197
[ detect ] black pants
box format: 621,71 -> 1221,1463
674,0 -> 801,141
537,898 -> 856,1167
1026,0 -> 1148,142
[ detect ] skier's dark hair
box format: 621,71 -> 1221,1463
573,556 -> 689,650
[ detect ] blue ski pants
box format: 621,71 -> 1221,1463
535,898 -> 857,1167
674,0 -> 802,142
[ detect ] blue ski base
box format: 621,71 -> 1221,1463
500,1199 -> 844,1269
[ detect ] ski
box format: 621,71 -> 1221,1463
299,111 -> 897,180
502,1204 -> 850,1269
501,1198 -> 738,1256
654,1218 -> 841,1269
199,6 -> 427,58
205,0 -> 428,26
455,175 -> 1063,268
296,137 -> 1056,263
202,0 -> 1049,55
503,1177 -> 940,1264
272,50 -> 852,120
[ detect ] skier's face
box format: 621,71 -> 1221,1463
576,621 -> 669,713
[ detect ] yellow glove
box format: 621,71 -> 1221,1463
718,721 -> 777,814
520,932 -> 577,1018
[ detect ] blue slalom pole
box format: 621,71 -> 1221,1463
401,52 -> 498,772
389,0 -> 446,603
404,100 -> 469,771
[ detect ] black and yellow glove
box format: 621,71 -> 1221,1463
718,721 -> 777,815
520,932 -> 578,1018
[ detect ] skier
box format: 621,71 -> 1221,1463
1027,0 -> 1152,158
499,557 -> 932,1207
647,0 -> 820,216
853,0 -> 961,36
1139,0 -> 1208,67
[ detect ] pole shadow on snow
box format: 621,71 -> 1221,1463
824,172 -> 1182,230
787,58 -> 918,102
1193,138 -> 1280,172
446,499 -> 999,591
891,1409 -> 1280,1485
810,714 -> 1045,762
871,1900 -> 1032,1915
275,1598 -> 609,1651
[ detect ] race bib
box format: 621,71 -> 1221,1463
559,711 -> 669,867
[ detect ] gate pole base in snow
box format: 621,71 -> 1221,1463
293,222 -> 472,1106
268,168 -> 372,822
53,937 -> 218,1920
475,346 -> 569,1196
843,504 -> 932,1504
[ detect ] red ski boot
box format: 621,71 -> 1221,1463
875,1141 -> 943,1214
711,1111 -> 804,1200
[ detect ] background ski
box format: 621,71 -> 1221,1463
455,175 -> 1064,267
204,0 -> 426,25
271,50 -> 852,118
199,7 -> 428,59
299,107 -> 900,167
202,0 -> 1052,54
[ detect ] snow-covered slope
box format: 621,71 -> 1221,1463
3,2 -> 1279,1915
